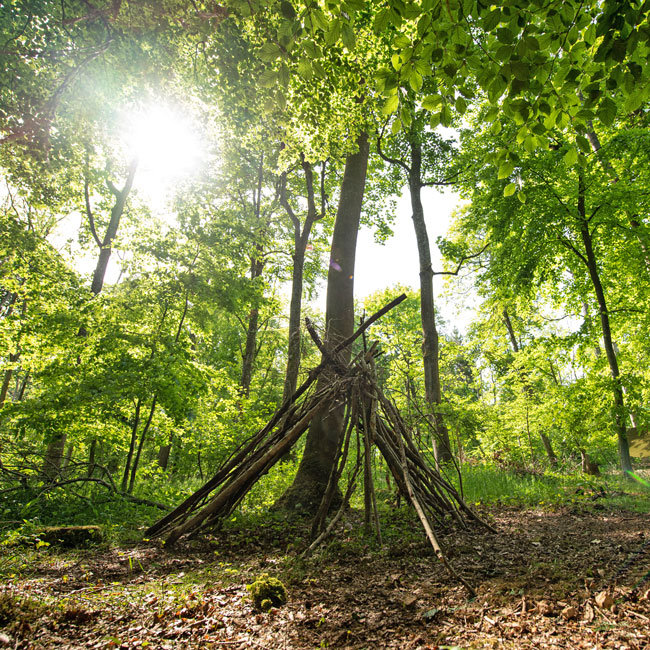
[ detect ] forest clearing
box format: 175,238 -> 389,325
3,0 -> 650,648
1,484 -> 650,649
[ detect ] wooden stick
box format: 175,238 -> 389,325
302,458 -> 362,557
311,395 -> 356,538
395,420 -> 477,598
164,400 -> 328,545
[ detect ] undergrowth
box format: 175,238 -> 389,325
2,462 -> 649,558
454,463 -> 650,511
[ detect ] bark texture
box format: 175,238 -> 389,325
407,142 -> 453,464
277,133 -> 369,512
577,173 -> 633,474
280,159 -> 323,402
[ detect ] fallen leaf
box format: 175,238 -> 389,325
421,607 -> 439,620
595,591 -> 614,610
561,606 -> 578,620
537,600 -> 555,616
583,602 -> 595,623
402,594 -> 417,608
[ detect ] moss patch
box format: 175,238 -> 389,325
246,573 -> 288,611
37,525 -> 104,548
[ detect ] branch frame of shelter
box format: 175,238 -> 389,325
146,295 -> 495,596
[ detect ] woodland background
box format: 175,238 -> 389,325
1,0 -> 650,547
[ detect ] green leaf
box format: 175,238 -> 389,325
498,161 -> 514,179
280,1 -> 296,19
374,8 -> 390,34
523,135 -> 537,153
312,60 -> 326,78
417,14 -> 431,37
400,106 -> 412,127
422,94 -> 443,110
525,36 -> 540,51
490,120 -> 502,134
259,43 -> 282,62
543,111 -> 557,130
303,40 -> 322,59
278,63 -> 290,87
496,28 -> 515,44
516,125 -> 528,144
443,64 -> 457,79
597,96 -> 617,126
576,135 -> 591,154
310,9 -> 329,31
258,70 -> 277,88
511,61 -> 530,82
297,58 -> 313,80
394,34 -> 411,48
325,19 -> 341,46
382,94 -> 399,115
341,22 -> 356,50
495,45 -> 513,62
517,191 -> 527,204
504,182 -> 516,197
563,145 -> 578,166
625,89 -> 647,113
440,104 -> 453,126
483,9 -> 501,32
409,71 -> 423,92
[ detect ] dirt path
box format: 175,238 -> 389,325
1,505 -> 649,649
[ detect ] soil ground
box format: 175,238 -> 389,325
1,502 -> 649,650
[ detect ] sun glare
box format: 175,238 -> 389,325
125,104 -> 205,206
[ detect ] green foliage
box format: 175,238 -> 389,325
2,0 -> 650,545
458,464 -> 650,512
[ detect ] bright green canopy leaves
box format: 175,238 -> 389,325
237,0 -> 649,147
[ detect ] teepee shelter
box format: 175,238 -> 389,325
146,295 -> 494,596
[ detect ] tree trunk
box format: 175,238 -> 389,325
277,133 -> 369,513
240,306 -> 259,396
158,443 -> 172,470
87,438 -> 97,477
41,434 -> 66,482
1,293 -> 20,408
577,174 -> 633,474
280,159 -> 321,402
90,159 -> 138,296
502,307 -> 558,467
0,364 -> 15,407
580,449 -> 600,475
128,396 -> 158,493
121,398 -> 142,492
283,250 -> 305,401
408,141 -> 452,464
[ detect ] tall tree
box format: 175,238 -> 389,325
453,115 -> 650,474
376,104 -> 458,463
279,132 -> 369,511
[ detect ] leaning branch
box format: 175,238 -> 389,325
432,243 -> 489,277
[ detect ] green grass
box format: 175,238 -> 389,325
3,459 -> 649,559
454,463 -> 650,511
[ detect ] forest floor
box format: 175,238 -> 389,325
1,496 -> 649,650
